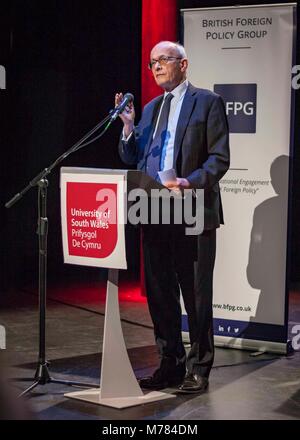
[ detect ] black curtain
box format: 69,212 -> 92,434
1,0 -> 141,292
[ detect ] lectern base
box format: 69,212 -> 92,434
64,388 -> 176,409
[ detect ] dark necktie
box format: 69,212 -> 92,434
146,93 -> 174,180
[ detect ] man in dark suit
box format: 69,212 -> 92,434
116,41 -> 230,393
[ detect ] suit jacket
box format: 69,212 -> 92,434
119,82 -> 230,230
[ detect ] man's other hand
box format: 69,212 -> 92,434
164,178 -> 191,193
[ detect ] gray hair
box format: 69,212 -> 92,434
173,42 -> 187,58
153,41 -> 187,59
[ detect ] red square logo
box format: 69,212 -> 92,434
66,182 -> 118,258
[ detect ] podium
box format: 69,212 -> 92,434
60,167 -> 176,409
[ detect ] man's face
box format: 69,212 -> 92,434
150,43 -> 188,92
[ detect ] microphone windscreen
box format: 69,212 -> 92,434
123,93 -> 134,103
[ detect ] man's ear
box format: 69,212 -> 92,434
180,58 -> 188,72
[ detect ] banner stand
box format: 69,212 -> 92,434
181,4 -> 296,353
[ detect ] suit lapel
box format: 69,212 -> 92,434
173,83 -> 197,168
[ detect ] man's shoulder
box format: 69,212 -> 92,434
142,83 -> 222,111
144,94 -> 163,110
189,83 -> 221,102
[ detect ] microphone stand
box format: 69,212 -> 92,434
5,110 -> 117,397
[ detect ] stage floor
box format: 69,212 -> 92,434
1,280 -> 300,420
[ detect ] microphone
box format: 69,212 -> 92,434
110,93 -> 134,121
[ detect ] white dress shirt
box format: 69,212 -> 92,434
122,79 -> 188,172
155,79 -> 188,171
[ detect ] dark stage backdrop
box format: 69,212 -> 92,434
1,0 -> 299,294
1,0 -> 142,291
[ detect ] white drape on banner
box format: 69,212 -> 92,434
181,3 -> 296,353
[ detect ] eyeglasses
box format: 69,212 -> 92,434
148,56 -> 182,70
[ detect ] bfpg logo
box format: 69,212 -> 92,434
214,84 -> 257,133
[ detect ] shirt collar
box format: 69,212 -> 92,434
164,79 -> 188,101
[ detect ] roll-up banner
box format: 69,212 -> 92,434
181,4 -> 296,354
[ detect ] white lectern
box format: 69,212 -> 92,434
60,167 -> 176,409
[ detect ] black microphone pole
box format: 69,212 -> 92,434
5,103 -> 127,397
